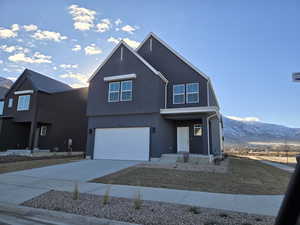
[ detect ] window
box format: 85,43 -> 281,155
40,126 -> 47,136
8,98 -> 13,108
186,83 -> 199,103
108,80 -> 133,102
173,84 -> 185,104
108,82 -> 120,102
121,80 -> 132,101
17,95 -> 30,111
0,101 -> 3,115
194,124 -> 202,136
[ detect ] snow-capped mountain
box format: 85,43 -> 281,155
223,116 -> 300,145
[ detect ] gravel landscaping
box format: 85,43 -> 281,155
22,190 -> 275,225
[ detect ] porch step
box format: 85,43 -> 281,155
155,153 -> 213,164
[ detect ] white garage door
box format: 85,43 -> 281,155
93,127 -> 150,161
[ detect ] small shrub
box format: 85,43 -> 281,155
133,189 -> 143,210
183,152 -> 189,163
189,206 -> 201,214
102,184 -> 111,205
73,181 -> 79,200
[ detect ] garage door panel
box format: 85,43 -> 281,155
94,127 -> 150,161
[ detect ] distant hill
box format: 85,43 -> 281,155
223,116 -> 300,146
0,77 -> 13,99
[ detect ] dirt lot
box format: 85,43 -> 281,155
0,156 -> 82,174
22,190 -> 275,225
91,156 -> 291,195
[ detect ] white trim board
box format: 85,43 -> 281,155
104,74 -> 136,82
14,90 -> 34,95
87,40 -> 168,84
160,106 -> 219,115
137,32 -> 220,108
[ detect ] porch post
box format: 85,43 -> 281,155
28,121 -> 36,150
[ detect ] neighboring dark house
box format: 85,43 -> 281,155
86,33 -> 223,161
0,69 -> 88,152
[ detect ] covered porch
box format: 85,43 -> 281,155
160,106 -> 222,157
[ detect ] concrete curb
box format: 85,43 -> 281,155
0,202 -> 140,225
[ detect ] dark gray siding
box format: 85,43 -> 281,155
210,116 -> 221,155
87,44 -> 165,117
208,82 -> 218,107
37,88 -> 88,152
86,113 -> 176,158
137,37 -> 208,108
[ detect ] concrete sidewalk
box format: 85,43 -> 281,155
259,160 -> 295,173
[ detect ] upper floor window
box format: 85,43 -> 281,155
186,83 -> 199,103
8,98 -> 13,108
108,80 -> 133,102
0,101 -> 3,115
173,83 -> 199,104
173,84 -> 185,104
121,80 -> 132,101
17,95 -> 30,111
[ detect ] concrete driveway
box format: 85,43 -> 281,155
0,159 -> 139,204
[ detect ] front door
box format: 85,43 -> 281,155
177,127 -> 189,152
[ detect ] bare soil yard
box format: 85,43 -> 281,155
22,190 -> 275,225
91,156 -> 291,195
0,156 -> 82,174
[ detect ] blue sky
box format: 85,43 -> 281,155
0,0 -> 299,127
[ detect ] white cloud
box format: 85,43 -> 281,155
59,64 -> 78,69
53,66 -> 57,70
107,37 -> 121,45
0,45 -> 29,53
23,24 -> 38,31
0,60 -> 3,64
59,72 -> 88,87
123,38 -> 140,49
226,116 -> 260,122
3,68 -> 10,72
32,29 -> 67,42
72,44 -> 81,51
84,44 -> 102,55
0,26 -> 18,39
68,4 -> 96,31
11,24 -> 20,32
96,19 -> 111,32
8,52 -> 52,64
121,25 -> 136,34
115,19 -> 122,25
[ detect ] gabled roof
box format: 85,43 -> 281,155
88,41 -> 168,83
137,32 -> 220,108
11,69 -> 72,94
0,87 -> 8,100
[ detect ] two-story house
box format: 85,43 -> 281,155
0,69 -> 88,152
86,33 -> 223,161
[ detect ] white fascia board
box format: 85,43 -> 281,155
207,79 -> 220,109
14,90 -> 34,95
160,106 -> 219,115
104,74 -> 137,82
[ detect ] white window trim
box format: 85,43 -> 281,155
186,83 -> 199,104
14,90 -> 34,95
120,80 -> 133,102
17,95 -> 30,111
108,82 -> 120,102
194,124 -> 203,136
104,74 -> 136,82
173,84 -> 185,104
8,98 -> 13,108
